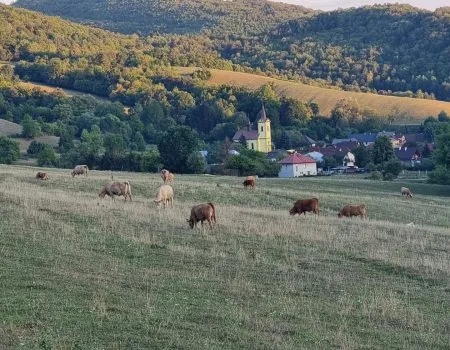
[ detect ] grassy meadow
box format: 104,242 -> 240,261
178,68 -> 450,123
0,165 -> 449,349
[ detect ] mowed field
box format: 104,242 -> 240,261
178,68 -> 450,123
1,165 -> 449,349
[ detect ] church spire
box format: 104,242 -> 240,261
260,104 -> 268,122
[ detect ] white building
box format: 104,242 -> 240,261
343,152 -> 356,167
279,153 -> 317,178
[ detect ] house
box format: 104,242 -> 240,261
266,149 -> 286,162
232,105 -> 272,153
343,152 -> 356,167
348,133 -> 378,146
394,146 -> 421,166
279,153 -> 317,178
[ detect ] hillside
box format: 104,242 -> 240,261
1,166 -> 449,348
12,2 -> 450,100
178,68 -> 450,123
13,0 -> 313,35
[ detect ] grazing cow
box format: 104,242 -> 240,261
338,204 -> 367,219
154,185 -> 174,208
401,187 -> 413,198
246,175 -> 255,182
36,171 -> 49,180
243,178 -> 255,188
72,165 -> 88,177
161,169 -> 174,184
289,198 -> 320,216
187,203 -> 216,229
99,181 -> 132,201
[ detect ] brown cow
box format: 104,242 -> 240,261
99,181 -> 132,201
161,169 -> 174,184
36,171 -> 49,180
72,165 -> 88,177
289,198 -> 320,216
154,184 -> 174,208
338,204 -> 367,219
243,179 -> 255,188
187,203 -> 216,229
401,187 -> 413,198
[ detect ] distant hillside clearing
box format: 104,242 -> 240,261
178,68 -> 450,123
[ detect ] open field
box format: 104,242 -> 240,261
1,165 -> 449,349
177,68 -> 450,123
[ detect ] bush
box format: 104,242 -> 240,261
186,152 -> 206,174
381,159 -> 403,179
37,144 -> 57,167
428,166 -> 450,185
27,141 -> 45,155
365,170 -> 382,180
0,137 -> 20,164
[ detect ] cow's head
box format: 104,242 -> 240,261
186,218 -> 195,229
289,207 -> 296,215
337,212 -> 343,218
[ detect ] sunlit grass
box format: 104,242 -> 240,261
0,165 -> 449,349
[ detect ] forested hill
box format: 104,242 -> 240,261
13,0 -> 313,35
221,5 -> 450,101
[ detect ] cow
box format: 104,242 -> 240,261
161,169 -> 174,184
154,185 -> 174,208
35,171 -> 49,180
99,181 -> 132,201
401,187 -> 413,198
72,165 -> 89,177
187,203 -> 216,229
289,198 -> 320,216
243,179 -> 255,188
338,204 -> 367,219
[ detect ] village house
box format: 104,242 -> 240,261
232,106 -> 272,153
278,153 -> 317,178
395,146 -> 421,166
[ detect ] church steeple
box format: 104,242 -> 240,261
260,104 -> 268,122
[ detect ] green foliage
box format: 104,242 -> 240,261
192,69 -> 212,80
372,136 -> 394,165
366,170 -> 382,180
428,165 -> 450,185
27,140 -> 45,155
21,114 -> 40,138
381,159 -> 403,181
140,148 -> 161,172
134,131 -> 146,152
352,145 -> 370,168
226,149 -> 280,177
186,152 -> 206,174
0,136 -> 20,164
157,125 -> 201,173
37,144 -> 57,166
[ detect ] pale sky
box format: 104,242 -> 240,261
0,0 -> 447,11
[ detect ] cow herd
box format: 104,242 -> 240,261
34,166 -> 415,229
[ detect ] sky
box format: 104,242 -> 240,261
0,0 -> 448,11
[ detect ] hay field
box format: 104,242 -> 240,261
1,165 -> 449,349
177,68 -> 450,123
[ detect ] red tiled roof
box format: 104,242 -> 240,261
280,153 -> 316,164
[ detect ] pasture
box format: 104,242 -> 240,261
0,165 -> 449,349
177,67 -> 450,123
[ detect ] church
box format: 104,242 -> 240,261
232,106 -> 272,153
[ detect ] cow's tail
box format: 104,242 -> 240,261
124,181 -> 132,201
208,202 -> 216,223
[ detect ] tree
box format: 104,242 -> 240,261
331,98 -> 362,127
381,159 -> 403,180
278,131 -> 292,149
22,114 -> 40,139
0,137 -> 20,164
352,145 -> 370,168
429,127 -> 450,184
157,126 -> 201,173
186,152 -> 206,174
81,125 -> 103,156
134,131 -> 146,152
438,111 -> 450,122
37,144 -> 57,167
372,136 -> 394,165
27,141 -> 45,155
140,149 -> 161,172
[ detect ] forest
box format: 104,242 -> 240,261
12,1 -> 450,100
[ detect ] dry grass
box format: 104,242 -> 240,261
1,165 -> 449,349
0,119 -> 22,136
177,67 -> 450,122
16,82 -> 108,102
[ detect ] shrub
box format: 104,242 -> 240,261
27,141 -> 45,155
0,137 -> 20,164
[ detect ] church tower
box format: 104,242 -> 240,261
257,105 -> 272,153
